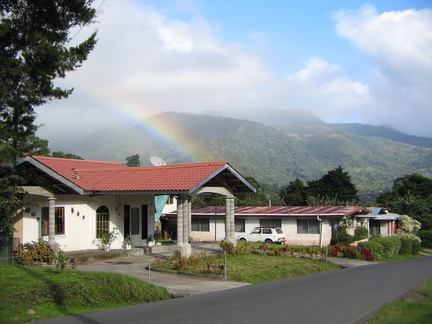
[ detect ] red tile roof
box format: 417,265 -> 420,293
29,156 -> 233,193
164,205 -> 371,218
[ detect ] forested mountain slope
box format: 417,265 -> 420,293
53,112 -> 432,202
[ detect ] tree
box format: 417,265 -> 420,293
0,1 -> 98,258
279,178 -> 308,206
0,0 -> 98,164
391,174 -> 432,200
307,166 -> 359,204
236,177 -> 268,206
126,154 -> 140,167
51,151 -> 83,160
376,174 -> 432,230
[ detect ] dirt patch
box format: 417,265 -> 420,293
405,291 -> 427,302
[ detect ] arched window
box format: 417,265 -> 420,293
96,206 -> 110,238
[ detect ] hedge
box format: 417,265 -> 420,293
359,241 -> 383,260
412,240 -> 421,255
418,231 -> 432,249
399,238 -> 413,255
371,237 -> 401,258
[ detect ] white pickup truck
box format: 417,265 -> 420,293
237,227 -> 286,244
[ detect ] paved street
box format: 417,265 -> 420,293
36,254 -> 432,324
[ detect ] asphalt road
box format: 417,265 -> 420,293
36,255 -> 432,324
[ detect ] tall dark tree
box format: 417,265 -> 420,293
279,178 -> 308,206
376,174 -> 432,230
0,0 -> 98,164
0,1 -> 98,260
307,166 -> 359,204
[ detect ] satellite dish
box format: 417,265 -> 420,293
150,156 -> 167,166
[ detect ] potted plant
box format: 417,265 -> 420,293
99,228 -> 118,251
122,234 -> 134,249
154,230 -> 162,245
147,235 -> 155,247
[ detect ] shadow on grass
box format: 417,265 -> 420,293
17,265 -> 76,318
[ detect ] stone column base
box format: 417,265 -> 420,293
223,237 -> 237,246
175,243 -> 192,258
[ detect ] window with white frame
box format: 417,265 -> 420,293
259,218 -> 281,228
235,218 -> 245,232
96,206 -> 110,238
297,219 -> 320,234
192,218 -> 210,231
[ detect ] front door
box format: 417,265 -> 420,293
130,207 -> 141,245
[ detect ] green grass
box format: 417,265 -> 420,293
152,253 -> 340,284
0,264 -> 171,324
366,280 -> 432,324
376,254 -> 420,262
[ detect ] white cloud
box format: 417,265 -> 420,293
284,58 -> 370,123
36,2 -> 432,145
333,5 -> 432,137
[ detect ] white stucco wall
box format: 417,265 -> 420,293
17,193 -> 156,252
189,216 -> 335,246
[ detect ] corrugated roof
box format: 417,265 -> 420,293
164,205 -> 371,217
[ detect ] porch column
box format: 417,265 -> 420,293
177,196 -> 184,245
47,198 -> 59,253
182,197 -> 189,244
176,195 -> 191,257
224,196 -> 236,245
188,196 -> 192,235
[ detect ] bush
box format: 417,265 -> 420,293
399,238 -> 413,255
13,240 -> 54,265
359,247 -> 374,261
418,231 -> 432,249
370,237 -> 401,258
359,241 -> 383,259
412,240 -> 421,255
341,246 -> 359,259
355,226 -> 369,239
331,227 -> 354,246
388,236 -> 402,255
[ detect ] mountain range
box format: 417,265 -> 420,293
47,111 -> 432,202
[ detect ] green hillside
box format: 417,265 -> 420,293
62,112 -> 432,202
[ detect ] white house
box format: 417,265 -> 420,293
13,155 -> 255,257
162,205 -> 373,247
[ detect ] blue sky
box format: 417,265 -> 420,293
37,0 -> 432,145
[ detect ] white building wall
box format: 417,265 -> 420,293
18,193 -> 156,252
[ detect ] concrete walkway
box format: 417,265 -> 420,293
68,243 -> 375,297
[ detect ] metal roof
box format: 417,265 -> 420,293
163,205 -> 371,218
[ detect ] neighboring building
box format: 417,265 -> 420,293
162,205 -> 372,247
13,155 -> 255,257
360,207 -> 402,237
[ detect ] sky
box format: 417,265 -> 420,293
35,0 -> 432,145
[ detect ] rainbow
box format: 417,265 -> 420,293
74,82 -> 203,163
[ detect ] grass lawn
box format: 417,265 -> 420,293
366,280 -> 432,324
0,264 -> 171,324
152,253 -> 340,284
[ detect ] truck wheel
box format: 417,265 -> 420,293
239,238 -> 246,241
265,239 -> 273,244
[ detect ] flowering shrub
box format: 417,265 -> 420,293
13,240 -> 54,265
359,248 -> 374,261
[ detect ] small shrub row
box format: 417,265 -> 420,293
418,230 -> 432,249
358,236 -> 421,260
328,245 -> 374,261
